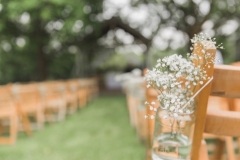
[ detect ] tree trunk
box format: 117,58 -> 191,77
75,49 -> 88,78
37,46 -> 47,80
143,43 -> 152,69
236,38 -> 240,61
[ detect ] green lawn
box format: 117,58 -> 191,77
0,95 -> 145,160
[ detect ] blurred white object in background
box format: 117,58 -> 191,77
215,50 -> 224,64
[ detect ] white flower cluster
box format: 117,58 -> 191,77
145,54 -> 206,116
145,33 -> 220,117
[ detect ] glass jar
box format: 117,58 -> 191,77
151,106 -> 196,160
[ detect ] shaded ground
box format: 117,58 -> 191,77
0,95 -> 145,160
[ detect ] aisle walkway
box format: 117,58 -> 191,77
0,95 -> 145,160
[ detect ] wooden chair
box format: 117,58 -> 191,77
82,77 -> 99,101
145,42 -> 240,160
89,77 -> 99,100
0,84 -> 18,144
145,87 -> 161,159
144,74 -> 239,160
40,81 -> 67,122
75,79 -> 88,108
196,63 -> 240,160
191,64 -> 240,160
136,101 -> 148,143
65,80 -> 79,114
190,41 -> 240,160
126,91 -> 139,127
125,77 -> 147,142
12,82 -> 44,131
202,61 -> 240,160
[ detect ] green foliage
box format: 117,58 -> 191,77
131,0 -> 240,63
0,0 -> 104,84
48,53 -> 75,80
99,53 -> 128,71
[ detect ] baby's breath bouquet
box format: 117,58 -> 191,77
147,33 -> 222,160
145,54 -> 207,117
145,33 -> 222,117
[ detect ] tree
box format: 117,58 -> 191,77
1,0 -> 240,84
0,0 -> 104,84
98,0 -> 240,66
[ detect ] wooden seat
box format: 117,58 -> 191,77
0,84 -> 18,144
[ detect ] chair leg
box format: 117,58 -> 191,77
9,114 -> 18,144
67,98 -> 78,114
20,113 -> 32,136
79,96 -> 87,108
225,137 -> 236,160
237,138 -> 240,160
0,115 -> 18,145
145,147 -> 151,160
79,90 -> 87,108
57,103 -> 67,121
199,140 -> 209,160
211,138 -> 225,160
36,107 -> 44,129
71,100 -> 78,113
0,121 -> 3,136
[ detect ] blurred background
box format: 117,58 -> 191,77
0,0 -> 240,159
0,0 -> 240,88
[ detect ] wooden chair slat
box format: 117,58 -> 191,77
205,109 -> 240,137
211,65 -> 240,98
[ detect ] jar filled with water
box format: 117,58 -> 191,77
151,106 -> 195,160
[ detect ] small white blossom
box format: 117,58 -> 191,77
173,113 -> 178,117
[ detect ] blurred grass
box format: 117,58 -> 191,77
0,95 -> 145,160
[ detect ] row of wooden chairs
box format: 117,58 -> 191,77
0,78 -> 99,144
123,61 -> 240,159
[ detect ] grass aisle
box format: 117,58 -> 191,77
0,95 -> 145,160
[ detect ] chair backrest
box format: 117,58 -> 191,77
229,61 -> 240,111
208,64 -> 240,136
191,58 -> 240,159
11,82 -> 40,102
0,84 -> 16,117
0,84 -> 13,103
39,80 -> 65,98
